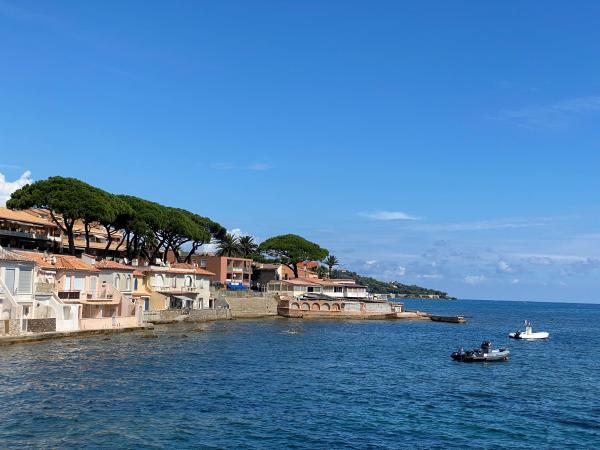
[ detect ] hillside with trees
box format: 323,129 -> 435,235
330,269 -> 454,298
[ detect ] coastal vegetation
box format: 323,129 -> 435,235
330,269 -> 453,298
7,176 -> 225,262
257,234 -> 329,278
322,255 -> 339,278
6,176 -> 452,297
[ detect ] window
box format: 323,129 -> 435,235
90,276 -> 97,293
171,276 -> 177,288
74,276 -> 84,291
154,274 -> 164,288
18,267 -> 33,294
134,278 -> 139,290
334,287 -> 343,293
114,274 -> 121,289
125,275 -> 131,290
185,276 -> 193,287
200,259 -> 207,268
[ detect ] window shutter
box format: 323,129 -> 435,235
18,268 -> 33,294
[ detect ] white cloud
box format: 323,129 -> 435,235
360,211 -> 419,221
411,218 -> 545,232
497,260 -> 513,273
395,266 -> 406,276
0,170 -> 32,206
417,274 -> 443,279
365,260 -> 377,265
511,278 -> 520,284
464,275 -> 486,285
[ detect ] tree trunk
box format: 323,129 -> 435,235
292,263 -> 299,278
84,221 -> 91,253
112,233 -> 126,260
185,242 -> 201,263
65,220 -> 76,255
103,225 -> 114,259
149,237 -> 167,263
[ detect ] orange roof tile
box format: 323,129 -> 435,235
95,260 -> 136,271
16,251 -> 98,272
0,207 -> 58,227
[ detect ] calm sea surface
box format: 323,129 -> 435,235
1,299 -> 599,449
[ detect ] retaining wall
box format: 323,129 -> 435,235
143,308 -> 231,323
225,295 -> 279,318
26,318 -> 57,333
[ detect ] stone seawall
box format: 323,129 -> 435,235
26,318 -> 57,333
143,308 -> 231,323
225,296 -> 279,318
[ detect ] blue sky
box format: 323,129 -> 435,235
1,1 -> 600,302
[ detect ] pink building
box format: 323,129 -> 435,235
192,255 -> 252,289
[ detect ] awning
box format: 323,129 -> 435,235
172,295 -> 194,303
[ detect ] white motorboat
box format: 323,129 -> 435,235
509,320 -> 549,340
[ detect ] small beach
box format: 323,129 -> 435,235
1,299 -> 598,449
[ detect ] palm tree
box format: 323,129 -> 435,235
323,255 -> 339,278
238,235 -> 258,258
216,233 -> 240,257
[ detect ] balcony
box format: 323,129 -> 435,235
0,229 -> 61,241
58,290 -> 81,300
227,265 -> 252,273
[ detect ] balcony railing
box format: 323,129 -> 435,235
0,229 -> 61,241
150,285 -> 200,293
58,290 -> 81,300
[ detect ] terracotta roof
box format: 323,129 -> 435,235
133,270 -> 144,277
0,246 -> 34,262
94,260 -> 135,271
297,261 -> 320,269
15,251 -> 99,272
274,277 -> 321,286
0,207 -> 58,227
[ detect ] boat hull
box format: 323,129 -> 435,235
509,331 -> 549,340
451,349 -> 510,362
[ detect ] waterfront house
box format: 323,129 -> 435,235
1,246 -> 37,334
266,278 -> 368,299
139,263 -> 214,311
192,255 -> 252,289
16,251 -> 141,332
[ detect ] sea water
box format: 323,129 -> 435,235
0,299 -> 598,449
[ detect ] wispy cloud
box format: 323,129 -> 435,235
500,95 -> 600,128
209,162 -> 273,171
409,217 -> 546,232
0,0 -> 59,26
0,170 -> 32,206
360,210 -> 419,221
464,275 -> 486,285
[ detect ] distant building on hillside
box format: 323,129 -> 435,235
0,207 -> 125,257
